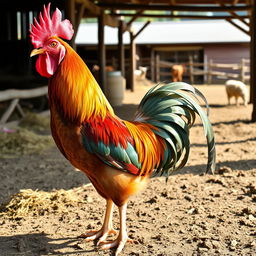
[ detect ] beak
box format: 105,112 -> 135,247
30,48 -> 46,57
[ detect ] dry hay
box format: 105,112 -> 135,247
0,112 -> 53,157
0,187 -> 85,219
19,112 -> 50,133
0,128 -> 53,157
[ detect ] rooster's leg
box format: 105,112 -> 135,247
100,203 -> 131,255
80,199 -> 117,243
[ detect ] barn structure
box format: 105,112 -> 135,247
75,19 -> 250,84
0,0 -> 256,121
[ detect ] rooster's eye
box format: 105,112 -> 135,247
49,41 -> 58,48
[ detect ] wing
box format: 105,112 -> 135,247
81,113 -> 166,176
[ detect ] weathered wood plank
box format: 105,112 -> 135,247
0,86 -> 48,102
0,98 -> 19,124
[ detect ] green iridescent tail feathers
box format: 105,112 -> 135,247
136,82 -> 216,177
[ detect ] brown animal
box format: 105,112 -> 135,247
92,65 -> 115,72
171,64 -> 184,82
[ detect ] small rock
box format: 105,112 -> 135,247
184,195 -> 193,201
85,196 -> 93,203
207,214 -> 216,219
138,237 -> 145,244
248,214 -> 255,221
216,166 -> 233,175
202,240 -> 212,249
161,191 -> 168,198
187,207 -> 197,214
180,184 -> 188,190
198,247 -> 208,252
73,243 -> 84,250
151,235 -> 161,241
230,240 -> 238,247
206,178 -> 225,186
86,223 -> 93,229
145,196 -> 158,204
245,184 -> 256,196
212,240 -> 220,249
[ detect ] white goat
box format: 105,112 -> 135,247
225,80 -> 248,106
134,66 -> 148,81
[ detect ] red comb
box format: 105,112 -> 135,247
30,3 -> 74,48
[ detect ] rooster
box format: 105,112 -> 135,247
30,4 -> 215,255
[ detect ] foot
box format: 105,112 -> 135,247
79,227 -> 117,244
99,235 -> 133,256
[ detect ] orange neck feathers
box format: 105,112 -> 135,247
48,38 -> 114,124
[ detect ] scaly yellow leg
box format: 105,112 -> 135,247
100,203 -> 131,255
80,199 -> 117,243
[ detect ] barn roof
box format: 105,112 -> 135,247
75,19 -> 250,45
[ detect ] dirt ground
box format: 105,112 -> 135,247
0,83 -> 255,256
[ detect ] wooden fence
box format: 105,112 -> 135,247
154,57 -> 250,84
97,56 -> 250,85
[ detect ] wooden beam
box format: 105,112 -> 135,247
77,0 -> 128,30
98,11 -> 106,92
226,18 -> 250,35
103,14 -> 120,27
250,2 -> 256,121
133,21 -> 151,40
126,10 -> 144,27
127,21 -> 150,91
128,32 -> 136,91
65,0 -> 76,49
78,0 -> 101,16
0,87 -> 48,102
74,2 -> 85,35
118,20 -> 125,77
111,13 -> 249,19
98,3 -> 252,12
216,1 -> 250,27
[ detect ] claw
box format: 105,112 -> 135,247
99,236 -> 129,256
79,228 -> 117,243
97,229 -> 117,245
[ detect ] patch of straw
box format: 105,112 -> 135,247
19,112 -> 50,133
0,188 -> 84,219
0,128 -> 53,157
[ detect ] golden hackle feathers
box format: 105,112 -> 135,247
49,38 -> 114,123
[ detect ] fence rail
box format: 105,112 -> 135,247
0,86 -> 48,126
86,56 -> 250,85
155,57 -> 250,84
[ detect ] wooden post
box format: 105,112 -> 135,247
240,58 -> 245,82
250,1 -> 256,121
150,49 -> 155,82
155,54 -> 160,82
189,56 -> 194,84
127,21 -> 150,91
207,59 -> 213,85
65,0 -> 76,50
98,12 -> 106,92
118,20 -> 125,77
128,31 -> 135,91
